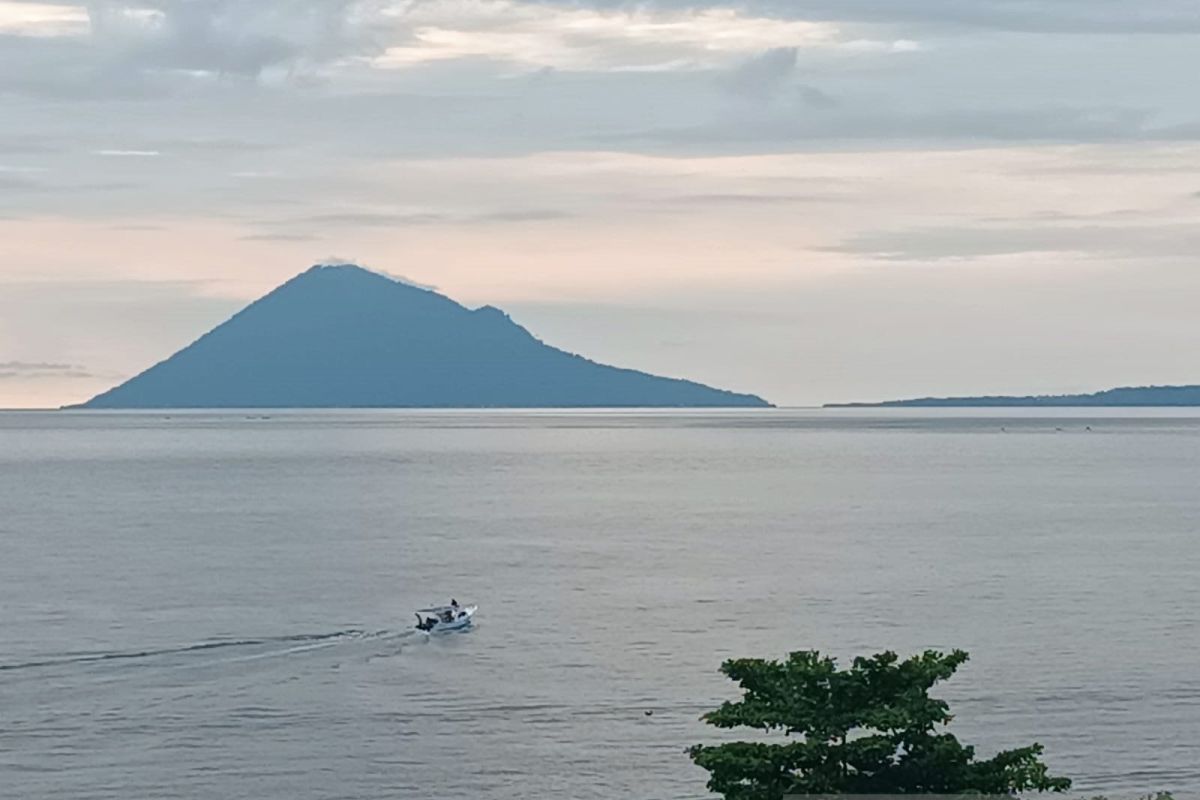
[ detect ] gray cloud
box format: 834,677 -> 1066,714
720,47 -> 840,116
80,181 -> 142,191
724,46 -> 799,98
0,1 -> 390,102
90,0 -> 389,78
279,211 -> 449,228
0,172 -> 140,203
0,361 -> 95,379
797,85 -> 838,110
0,136 -> 62,155
377,271 -> 439,292
150,138 -> 280,155
2,175 -> 140,191
15,0 -> 1200,38
0,361 -> 77,371
670,192 -> 848,205
0,174 -> 45,191
786,0 -> 1200,34
255,208 -> 573,233
825,223 -> 1200,261
609,105 -> 1195,153
241,232 -> 323,242
560,0 -> 1200,34
2,1 -> 1198,173
474,209 -> 573,223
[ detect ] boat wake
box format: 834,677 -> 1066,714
0,628 -> 414,674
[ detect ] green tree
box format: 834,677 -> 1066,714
689,649 -> 1071,798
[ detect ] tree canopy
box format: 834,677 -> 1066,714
689,649 -> 1071,799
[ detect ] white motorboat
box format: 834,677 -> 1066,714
414,603 -> 476,633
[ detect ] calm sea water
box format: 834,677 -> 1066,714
2,409 -> 1199,799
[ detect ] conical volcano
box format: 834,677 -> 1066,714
76,264 -> 770,409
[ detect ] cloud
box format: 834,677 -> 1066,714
240,232 -> 322,242
92,149 -> 160,157
600,104 -> 1195,153
0,0 -> 393,100
378,271 -> 439,291
0,173 -> 138,193
824,223 -> 1200,262
10,0 -> 1200,47
0,360 -> 76,370
724,46 -> 797,98
797,85 -> 838,109
87,0 -> 388,78
2,0 -> 1200,243
804,0 -> 1200,34
254,207 -> 573,233
670,192 -> 847,205
375,2 -> 838,72
563,0 -> 1200,35
474,209 -> 572,222
162,138 -> 278,154
292,211 -> 450,227
0,360 -> 94,379
0,136 -> 61,155
0,1 -> 88,36
2,0 -> 1197,164
0,173 -> 45,191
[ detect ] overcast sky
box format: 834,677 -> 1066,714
3,0 -> 1200,407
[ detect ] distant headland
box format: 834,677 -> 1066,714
826,385 -> 1200,408
70,264 -> 771,409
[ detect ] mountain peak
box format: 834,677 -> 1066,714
73,264 -> 771,409
301,262 -> 370,278
296,262 -> 422,288
294,266 -> 434,293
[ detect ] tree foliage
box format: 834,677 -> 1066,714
689,649 -> 1071,798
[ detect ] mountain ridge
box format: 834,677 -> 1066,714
825,384 -> 1200,407
73,264 -> 771,409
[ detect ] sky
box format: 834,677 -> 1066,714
2,0 -> 1200,408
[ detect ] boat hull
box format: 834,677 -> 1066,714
416,605 -> 476,633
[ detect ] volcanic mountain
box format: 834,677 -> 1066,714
75,264 -> 770,409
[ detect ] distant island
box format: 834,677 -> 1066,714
72,264 -> 770,409
826,385 -> 1200,407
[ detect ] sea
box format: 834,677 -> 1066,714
2,409 -> 1198,799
